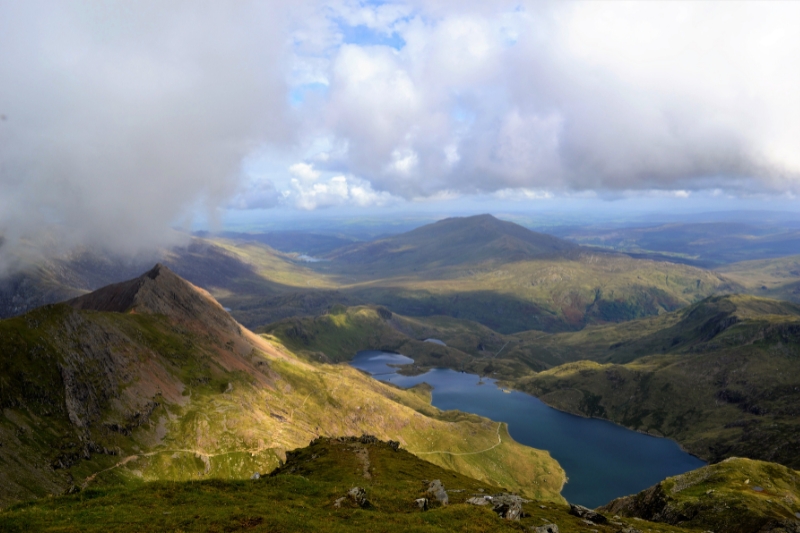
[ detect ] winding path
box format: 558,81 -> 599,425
413,422 -> 503,456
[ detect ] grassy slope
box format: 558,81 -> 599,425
0,437 -> 694,533
600,457 -> 800,533
0,277 -> 564,507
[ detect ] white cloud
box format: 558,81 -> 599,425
283,163 -> 397,210
289,162 -> 322,183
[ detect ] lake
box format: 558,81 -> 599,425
350,350 -> 705,508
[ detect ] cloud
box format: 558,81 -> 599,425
0,0 -> 293,270
229,179 -> 283,210
283,164 -> 397,210
295,1 -> 800,197
3,0 -> 800,272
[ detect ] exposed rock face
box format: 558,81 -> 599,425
67,263 -> 239,333
568,504 -> 607,524
490,494 -> 529,520
466,496 -> 491,506
344,487 -> 369,508
533,524 -> 559,533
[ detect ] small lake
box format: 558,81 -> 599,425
351,350 -> 705,508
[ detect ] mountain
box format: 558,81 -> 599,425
326,214 -> 579,272
0,265 -> 563,506
600,457 -> 800,533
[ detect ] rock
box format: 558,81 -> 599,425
504,501 -> 522,520
427,479 -> 449,506
569,504 -> 607,524
388,440 -> 400,451
491,494 -> 528,520
250,472 -> 260,480
348,486 -> 369,508
334,487 -> 369,508
359,435 -> 378,444
466,496 -> 490,506
533,525 -> 559,533
617,528 -> 643,533
415,498 -> 429,511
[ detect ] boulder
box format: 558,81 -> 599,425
533,525 -> 559,533
466,496 -> 491,506
348,486 -> 369,508
427,479 -> 449,506
415,498 -> 429,511
250,472 -> 260,480
334,486 -> 369,508
569,504 -> 607,524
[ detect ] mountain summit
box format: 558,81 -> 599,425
67,263 -> 238,332
326,214 -> 577,272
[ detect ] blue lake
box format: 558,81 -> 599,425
350,350 -> 705,508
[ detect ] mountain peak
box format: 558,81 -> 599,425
327,213 -> 578,271
67,263 -> 238,330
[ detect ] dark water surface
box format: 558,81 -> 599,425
351,350 -> 705,508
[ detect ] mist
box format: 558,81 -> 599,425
0,1 -> 292,272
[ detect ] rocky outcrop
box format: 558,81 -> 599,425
334,487 -> 369,508
426,479 -> 448,506
568,503 -> 607,524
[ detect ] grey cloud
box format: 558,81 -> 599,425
0,0 -> 294,272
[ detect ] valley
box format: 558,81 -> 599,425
2,214 -> 800,532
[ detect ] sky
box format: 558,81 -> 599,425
1,0 -> 800,264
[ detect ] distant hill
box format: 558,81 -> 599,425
326,214 -> 579,272
551,222 -> 800,266
221,231 -> 360,256
0,265 -> 562,506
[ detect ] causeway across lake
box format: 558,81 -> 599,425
350,350 -> 705,508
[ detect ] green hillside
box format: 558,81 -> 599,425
0,265 -> 564,506
0,436 -> 694,533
